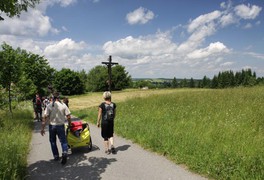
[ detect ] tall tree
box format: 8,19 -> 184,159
171,77 -> 178,88
86,65 -> 132,92
77,69 -> 89,91
0,0 -> 40,20
0,43 -> 22,114
189,78 -> 195,88
86,66 -> 108,92
21,51 -> 55,96
180,78 -> 188,88
53,68 -> 85,95
111,65 -> 132,90
201,76 -> 211,88
211,75 -> 218,89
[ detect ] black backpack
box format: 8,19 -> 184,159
104,103 -> 114,122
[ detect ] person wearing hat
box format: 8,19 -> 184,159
41,92 -> 71,165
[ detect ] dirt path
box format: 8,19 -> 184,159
27,90 -> 208,180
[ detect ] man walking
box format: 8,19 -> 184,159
41,92 -> 71,165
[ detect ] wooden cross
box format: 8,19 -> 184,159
102,55 -> 118,92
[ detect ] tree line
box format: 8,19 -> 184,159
0,43 -> 131,112
133,69 -> 264,89
1,42 -> 264,112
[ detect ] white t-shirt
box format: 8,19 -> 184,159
44,101 -> 71,125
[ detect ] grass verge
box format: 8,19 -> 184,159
0,102 -> 33,180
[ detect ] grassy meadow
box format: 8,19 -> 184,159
74,87 -> 264,179
0,102 -> 33,180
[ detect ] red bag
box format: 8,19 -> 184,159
70,121 -> 83,132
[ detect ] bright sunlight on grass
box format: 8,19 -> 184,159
79,87 -> 264,179
0,102 -> 33,180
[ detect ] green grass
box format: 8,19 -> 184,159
80,87 -> 264,179
0,102 -> 33,180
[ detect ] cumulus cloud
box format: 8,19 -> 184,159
0,0 -> 77,37
103,31 -> 177,61
1,1 -> 262,78
187,42 -> 230,59
126,7 -> 154,25
43,38 -> 102,71
103,1 -> 263,78
0,9 -> 59,36
234,4 -> 262,19
44,38 -> 86,58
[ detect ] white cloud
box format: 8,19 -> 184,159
234,4 -> 262,20
126,7 -> 154,25
220,61 -> 234,67
44,38 -> 86,58
178,22 -> 217,53
103,31 -> 177,61
220,13 -> 236,27
187,42 -> 230,59
0,0 -> 77,37
0,9 -> 59,36
62,26 -> 69,32
246,52 -> 264,60
187,10 -> 221,33
57,0 -> 77,7
243,23 -> 252,29
1,1 -> 263,79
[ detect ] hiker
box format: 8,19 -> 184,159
41,92 -> 71,165
97,91 -> 117,154
32,94 -> 37,120
63,97 -> 69,108
33,93 -> 42,122
42,96 -> 50,110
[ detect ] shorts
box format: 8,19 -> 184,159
101,121 -> 114,140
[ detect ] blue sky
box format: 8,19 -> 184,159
0,0 -> 263,79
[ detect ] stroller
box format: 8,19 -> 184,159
66,121 -> 92,151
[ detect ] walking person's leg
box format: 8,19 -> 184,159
39,109 -> 42,122
101,123 -> 110,154
57,125 -> 68,164
108,122 -> 116,154
49,125 -> 59,160
104,138 -> 110,154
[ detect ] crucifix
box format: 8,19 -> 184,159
102,55 -> 118,92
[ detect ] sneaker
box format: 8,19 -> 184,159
111,146 -> 116,154
61,155 -> 67,165
105,149 -> 111,155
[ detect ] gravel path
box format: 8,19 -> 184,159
27,117 -> 207,180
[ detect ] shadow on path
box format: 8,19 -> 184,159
27,152 -> 117,180
115,145 -> 130,153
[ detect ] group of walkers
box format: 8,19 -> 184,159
38,91 -> 117,165
32,93 -> 69,122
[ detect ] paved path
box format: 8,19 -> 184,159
27,117 -> 207,180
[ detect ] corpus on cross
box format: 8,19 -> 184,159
102,55 -> 118,92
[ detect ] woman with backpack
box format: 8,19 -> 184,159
97,91 -> 117,154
